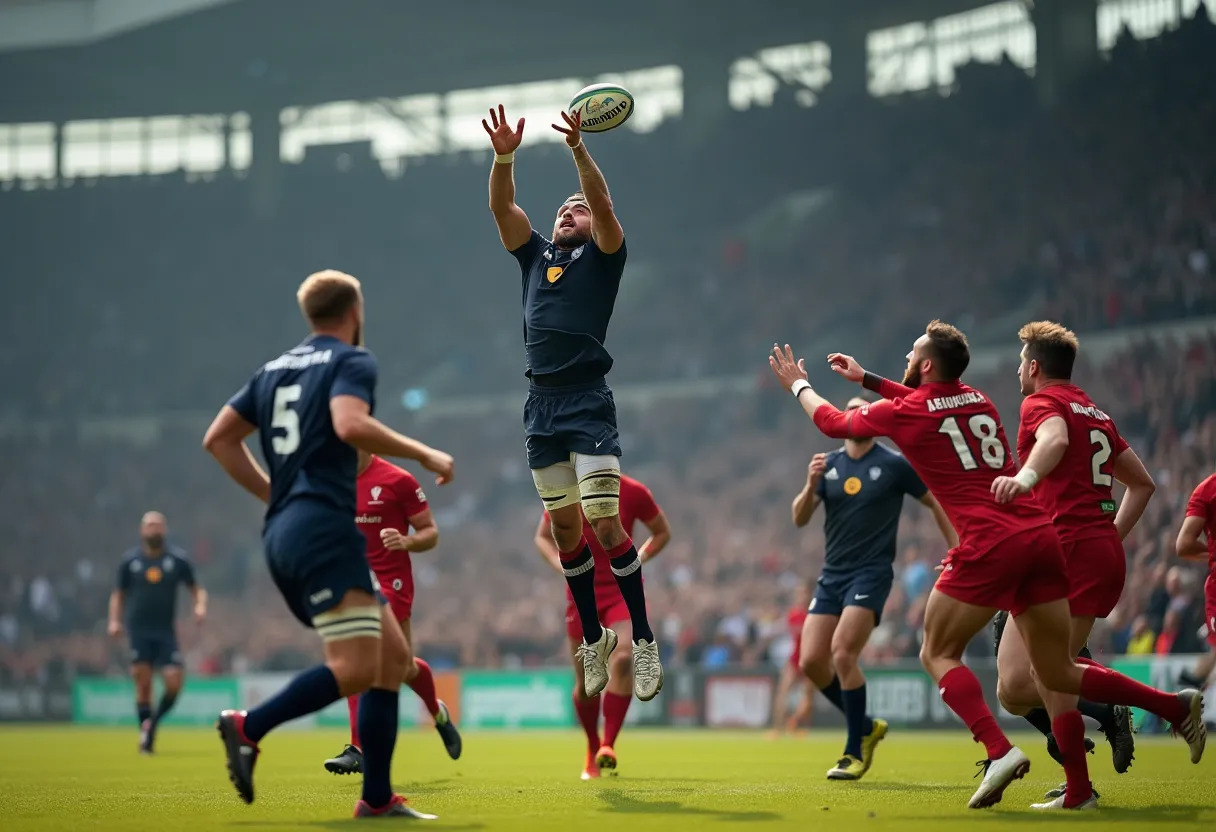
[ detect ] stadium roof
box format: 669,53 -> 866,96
0,0 -> 987,121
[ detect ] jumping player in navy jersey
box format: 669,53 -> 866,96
107,511 -> 207,755
792,396 -> 957,780
202,270 -> 453,819
483,104 -> 661,701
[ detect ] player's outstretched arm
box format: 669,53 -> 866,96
770,344 -> 889,440
552,109 -> 624,254
533,514 -> 564,573
828,353 -> 914,399
792,455 -> 826,527
202,406 -> 271,503
919,493 -> 959,548
1176,515 -> 1208,561
991,416 -> 1068,504
1111,447 -> 1155,540
483,105 -> 532,251
330,395 -> 454,485
639,510 -> 671,563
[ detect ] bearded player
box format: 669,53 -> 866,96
323,450 -> 462,775
988,322 -> 1149,798
1177,473 -> 1216,690
484,103 -> 662,700
534,474 -> 670,779
770,324 -> 1204,811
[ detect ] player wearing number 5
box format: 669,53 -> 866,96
482,104 -> 662,701
772,323 -> 1205,811
203,270 -> 453,818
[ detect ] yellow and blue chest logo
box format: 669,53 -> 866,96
546,266 -> 564,283
843,476 -> 863,496
144,566 -> 163,584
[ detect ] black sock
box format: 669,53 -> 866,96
137,702 -> 152,724
841,684 -> 874,758
819,675 -> 845,714
244,664 -> 340,743
358,688 -> 398,809
608,542 -> 654,643
153,691 -> 178,724
561,541 -> 603,643
1022,707 -> 1053,738
1078,699 -> 1116,733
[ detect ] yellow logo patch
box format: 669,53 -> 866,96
843,476 -> 862,496
145,566 -> 163,584
546,266 -> 564,284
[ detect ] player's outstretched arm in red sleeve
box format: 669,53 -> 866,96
827,353 -> 914,400
770,344 -> 897,440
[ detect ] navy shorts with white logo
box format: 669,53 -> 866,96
524,378 -> 621,469
263,498 -> 374,627
129,632 -> 182,668
810,568 -> 893,625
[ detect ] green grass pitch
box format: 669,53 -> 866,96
3,726 -> 1213,830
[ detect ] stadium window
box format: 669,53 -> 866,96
444,78 -> 584,153
62,120 -> 105,177
229,112 -> 252,171
0,122 -> 55,181
1096,0 -> 1206,50
729,42 -> 831,110
867,1 -> 1035,97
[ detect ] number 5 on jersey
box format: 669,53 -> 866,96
938,414 -> 1005,470
272,384 -> 302,455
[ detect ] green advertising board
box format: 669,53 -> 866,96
460,669 -> 572,729
73,677 -> 238,726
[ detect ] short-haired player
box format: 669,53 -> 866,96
485,104 -> 662,700
534,474 -> 670,779
772,322 -> 1204,810
791,396 -> 957,780
323,450 -> 462,775
203,270 -> 453,818
989,322 -> 1147,797
769,583 -> 813,738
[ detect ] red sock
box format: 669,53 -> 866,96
573,688 -> 601,752
408,658 -> 441,718
602,691 -> 631,748
939,666 -> 1013,760
1079,665 -> 1186,724
1052,710 -> 1093,806
347,694 -> 361,749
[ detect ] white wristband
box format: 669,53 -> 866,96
494,151 -> 515,164
569,140 -> 584,152
790,379 -> 812,399
1013,467 -> 1040,490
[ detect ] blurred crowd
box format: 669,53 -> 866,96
3,16 -> 1216,681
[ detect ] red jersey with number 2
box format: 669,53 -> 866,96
813,379 -> 1051,557
1016,384 -> 1128,544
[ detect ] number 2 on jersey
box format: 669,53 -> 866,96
938,414 -> 1005,470
1089,429 -> 1113,486
272,384 -> 302,455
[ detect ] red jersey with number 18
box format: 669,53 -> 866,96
1016,384 -> 1129,545
813,379 -> 1051,557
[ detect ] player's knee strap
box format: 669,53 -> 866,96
578,467 -> 620,520
313,606 -> 382,642
531,463 -> 581,512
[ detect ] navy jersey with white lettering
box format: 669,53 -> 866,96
227,334 -> 376,520
510,231 -> 626,380
116,546 -> 195,635
817,444 -> 928,573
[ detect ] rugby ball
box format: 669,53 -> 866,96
568,83 -> 635,133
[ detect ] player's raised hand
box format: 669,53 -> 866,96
769,344 -> 808,390
827,353 -> 865,383
552,107 -> 583,148
482,104 -> 525,155
422,448 -> 454,485
808,453 -> 828,484
380,528 -> 409,551
990,475 -> 1028,504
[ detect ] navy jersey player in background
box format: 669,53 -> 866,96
107,510 -> 207,755
202,270 -> 454,819
791,395 -> 957,781
482,104 -> 662,701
